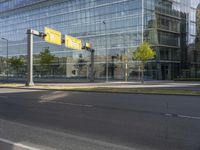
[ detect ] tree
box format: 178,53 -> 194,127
9,57 -> 24,76
39,47 -> 55,76
133,42 -> 156,84
0,56 -> 6,74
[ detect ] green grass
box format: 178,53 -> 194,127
30,85 -> 200,95
0,83 -> 24,87
64,87 -> 200,95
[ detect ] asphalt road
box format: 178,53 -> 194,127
0,88 -> 200,150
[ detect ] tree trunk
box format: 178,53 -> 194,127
141,63 -> 144,84
16,67 -> 19,78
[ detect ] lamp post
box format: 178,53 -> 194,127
124,48 -> 128,82
103,21 -> 108,82
1,38 -> 8,80
141,0 -> 144,43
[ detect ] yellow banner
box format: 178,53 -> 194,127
44,27 -> 61,45
65,35 -> 82,50
86,43 -> 92,49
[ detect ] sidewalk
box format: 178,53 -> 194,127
1,81 -> 200,88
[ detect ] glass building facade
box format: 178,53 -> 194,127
0,0 -> 200,81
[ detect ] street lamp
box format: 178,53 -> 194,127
103,20 -> 108,82
1,37 -> 8,80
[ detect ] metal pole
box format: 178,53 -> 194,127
90,49 -> 95,82
26,29 -> 34,86
66,57 -> 68,78
139,64 -> 141,81
123,36 -> 128,82
141,0 -> 144,43
103,21 -> 108,82
141,0 -> 144,82
125,60 -> 128,82
6,39 -> 8,80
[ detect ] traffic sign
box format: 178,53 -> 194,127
86,43 -> 92,49
44,27 -> 61,45
65,35 -> 82,50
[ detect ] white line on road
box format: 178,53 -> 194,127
0,138 -> 40,150
165,113 -> 200,120
0,119 -> 135,150
178,114 -> 200,120
165,113 -> 173,117
49,101 -> 94,108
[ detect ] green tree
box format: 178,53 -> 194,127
9,57 -> 24,76
39,47 -> 55,76
133,42 -> 156,84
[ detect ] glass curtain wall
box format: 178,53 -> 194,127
0,0 -> 143,81
0,0 -> 200,81
143,0 -> 200,80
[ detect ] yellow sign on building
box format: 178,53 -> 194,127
65,35 -> 82,50
44,27 -> 62,45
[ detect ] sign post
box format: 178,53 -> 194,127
26,29 -> 44,86
26,27 -> 95,86
26,29 -> 34,86
90,49 -> 95,82
26,27 -> 61,86
82,43 -> 94,82
64,36 -> 95,82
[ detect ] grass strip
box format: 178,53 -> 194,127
32,86 -> 200,96
0,84 -> 200,95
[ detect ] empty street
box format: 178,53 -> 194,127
0,88 -> 200,150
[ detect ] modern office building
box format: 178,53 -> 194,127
0,0 -> 200,81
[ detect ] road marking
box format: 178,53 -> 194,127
49,101 -> 94,108
0,138 -> 40,150
165,113 -> 173,117
165,113 -> 200,120
0,119 -> 135,150
0,96 -> 8,99
178,114 -> 200,120
39,91 -> 69,103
